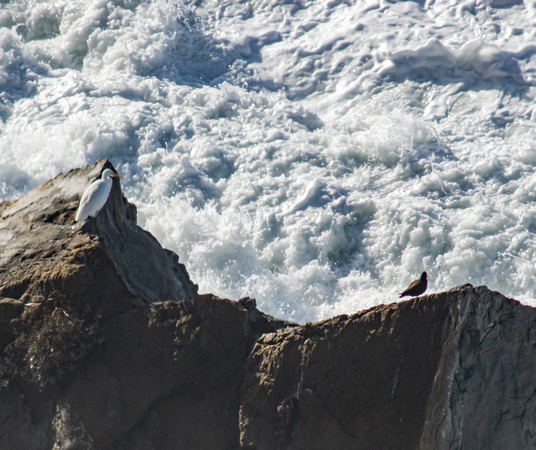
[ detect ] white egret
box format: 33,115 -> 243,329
75,168 -> 122,222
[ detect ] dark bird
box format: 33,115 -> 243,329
399,271 -> 428,298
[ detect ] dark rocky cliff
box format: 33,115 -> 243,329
0,161 -> 535,449
240,284 -> 536,450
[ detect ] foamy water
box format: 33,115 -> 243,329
2,0 -> 536,322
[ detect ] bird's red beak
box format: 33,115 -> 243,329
112,173 -> 122,179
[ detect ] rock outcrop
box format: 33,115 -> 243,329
1,162 -> 536,449
0,161 -> 294,450
0,160 -> 198,314
240,284 -> 536,449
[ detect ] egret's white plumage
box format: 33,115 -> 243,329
75,168 -> 122,222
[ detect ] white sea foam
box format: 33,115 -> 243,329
1,0 -> 536,322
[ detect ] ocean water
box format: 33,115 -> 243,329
1,0 -> 536,323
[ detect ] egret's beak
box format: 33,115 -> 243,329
112,173 -> 122,179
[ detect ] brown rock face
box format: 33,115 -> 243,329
51,295 -> 290,449
0,160 -> 198,313
0,294 -> 293,450
0,162 -> 293,449
239,285 -> 536,450
1,163 -> 536,449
